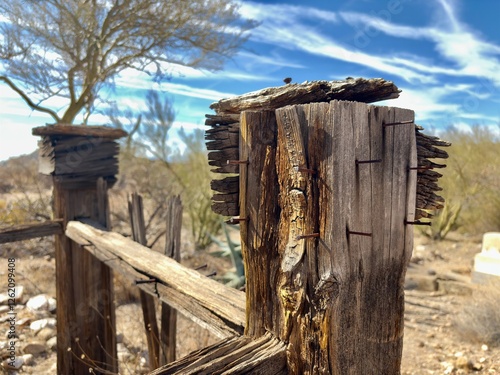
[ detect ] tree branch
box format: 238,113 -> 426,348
0,75 -> 61,123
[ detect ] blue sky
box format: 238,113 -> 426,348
1,0 -> 499,161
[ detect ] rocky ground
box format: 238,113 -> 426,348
1,231 -> 499,374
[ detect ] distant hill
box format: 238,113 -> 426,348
0,150 -> 51,193
0,150 -> 38,167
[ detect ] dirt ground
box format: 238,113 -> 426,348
1,229 -> 499,374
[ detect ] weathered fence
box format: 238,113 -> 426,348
0,77 -> 450,374
0,123 -> 249,374
160,77 -> 449,374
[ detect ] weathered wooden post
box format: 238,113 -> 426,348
32,125 -> 127,374
204,79 -> 449,374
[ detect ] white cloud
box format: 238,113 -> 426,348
239,2 -> 437,84
114,71 -> 235,101
339,1 -> 500,87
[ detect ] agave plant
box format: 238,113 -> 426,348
209,223 -> 245,289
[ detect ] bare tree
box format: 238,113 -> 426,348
0,0 -> 254,124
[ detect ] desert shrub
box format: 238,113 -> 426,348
110,91 -> 221,250
421,125 -> 500,239
455,280 -> 500,346
172,129 -> 222,249
0,153 -> 52,225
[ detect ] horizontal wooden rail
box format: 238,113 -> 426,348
150,332 -> 287,375
0,220 -> 63,244
65,220 -> 246,338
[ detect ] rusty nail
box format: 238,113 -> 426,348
194,264 -> 208,271
293,166 -> 316,175
206,271 -> 217,278
135,278 -> 156,285
226,216 -> 248,225
404,220 -> 431,226
356,159 -> 382,165
296,233 -> 320,240
383,120 -> 414,127
227,160 -> 249,165
348,231 -> 372,237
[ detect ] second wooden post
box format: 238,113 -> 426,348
33,125 -> 127,375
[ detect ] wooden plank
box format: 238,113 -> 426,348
210,78 -> 400,114
32,124 -> 127,139
0,220 -> 63,243
160,196 -> 183,366
65,220 -> 246,337
128,193 -> 161,370
210,176 -> 239,194
150,333 -> 287,375
207,148 -> 239,163
211,201 -> 239,217
239,111 -> 280,337
75,231 -> 243,339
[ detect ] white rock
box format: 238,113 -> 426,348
26,294 -> 56,312
30,318 -> 56,331
117,343 -> 132,361
36,327 -> 56,341
47,336 -> 57,351
481,344 -> 488,351
21,354 -> 34,366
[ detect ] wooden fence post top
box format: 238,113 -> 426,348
32,124 -> 128,139
32,124 -> 128,188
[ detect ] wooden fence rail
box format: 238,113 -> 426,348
65,220 -> 246,339
0,220 -> 63,243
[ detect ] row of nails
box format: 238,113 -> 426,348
293,220 -> 431,240
227,160 -> 429,171
227,219 -> 430,229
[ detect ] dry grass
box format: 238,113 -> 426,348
454,279 -> 500,346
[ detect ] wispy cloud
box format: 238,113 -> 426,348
114,70 -> 235,101
239,2 -> 437,84
240,0 -> 500,91
339,0 -> 500,87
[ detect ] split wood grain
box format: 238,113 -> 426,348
160,196 -> 183,366
128,193 -> 161,370
150,333 -> 287,375
210,78 -> 400,114
65,220 -> 246,338
236,101 -> 417,373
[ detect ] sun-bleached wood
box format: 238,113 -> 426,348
210,78 -> 400,114
65,220 -> 246,339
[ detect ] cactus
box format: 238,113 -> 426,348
209,222 -> 245,289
